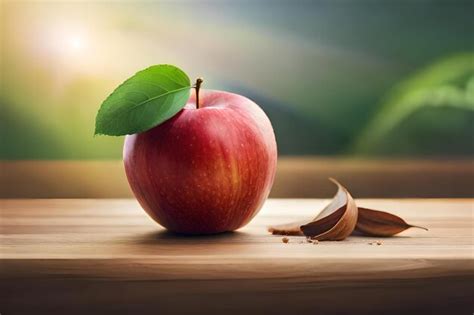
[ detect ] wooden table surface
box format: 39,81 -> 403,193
1,199 -> 473,314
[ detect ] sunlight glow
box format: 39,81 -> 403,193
68,36 -> 83,50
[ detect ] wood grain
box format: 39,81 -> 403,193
1,199 -> 473,314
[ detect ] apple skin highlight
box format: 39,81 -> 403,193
123,90 -> 277,234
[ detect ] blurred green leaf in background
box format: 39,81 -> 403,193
352,54 -> 474,156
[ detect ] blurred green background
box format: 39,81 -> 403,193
1,0 -> 473,159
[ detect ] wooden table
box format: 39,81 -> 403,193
1,199 -> 473,314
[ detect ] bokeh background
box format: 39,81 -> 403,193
1,0 -> 473,198
2,0 -> 473,159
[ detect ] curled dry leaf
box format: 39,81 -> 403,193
300,178 -> 358,240
354,207 -> 428,237
268,178 -> 358,241
267,178 -> 428,241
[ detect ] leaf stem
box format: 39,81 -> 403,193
195,77 -> 203,109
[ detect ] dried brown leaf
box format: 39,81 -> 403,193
353,207 -> 428,237
300,178 -> 358,240
267,178 -> 428,241
268,178 -> 358,241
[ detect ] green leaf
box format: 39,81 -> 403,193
95,64 -> 191,136
350,53 -> 474,154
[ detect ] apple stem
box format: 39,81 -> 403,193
195,77 -> 204,109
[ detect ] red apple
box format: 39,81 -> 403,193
123,88 -> 277,234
